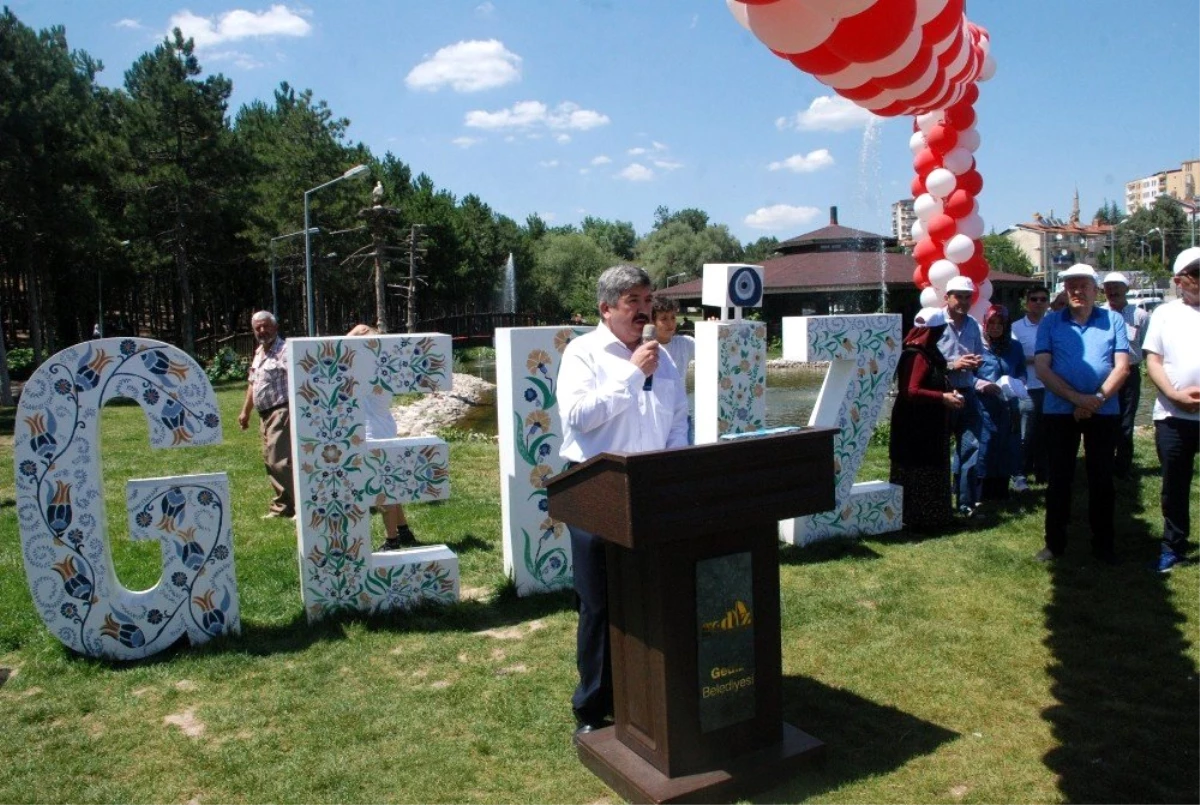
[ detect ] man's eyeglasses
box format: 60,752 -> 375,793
1027,296 -> 1049,303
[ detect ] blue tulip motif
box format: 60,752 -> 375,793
52,556 -> 93,601
159,396 -> 194,445
140,349 -> 189,386
156,486 -> 187,532
74,346 -> 116,392
46,480 -> 73,536
25,411 -> 59,465
100,610 -> 146,649
175,526 -> 205,570
192,589 -> 230,636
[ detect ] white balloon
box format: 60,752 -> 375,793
943,27 -> 971,78
914,193 -> 944,222
929,258 -> 961,288
725,0 -> 751,31
916,111 -> 944,134
933,23 -> 963,56
861,86 -> 899,111
805,0 -> 879,20
978,279 -> 994,301
891,58 -> 939,101
746,0 -> 837,55
978,33 -> 991,57
969,296 -> 990,322
944,233 -> 975,264
957,212 -> 985,240
915,0 -> 950,25
815,59 -> 874,90
909,129 -> 928,154
943,146 -> 974,175
920,286 -> 941,308
979,54 -> 997,81
925,167 -> 957,198
957,126 -> 981,152
971,198 -> 980,216
911,218 -> 927,241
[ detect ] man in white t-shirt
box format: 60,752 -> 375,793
652,295 -> 696,443
1010,285 -> 1050,488
1143,247 -> 1200,572
1102,271 -> 1151,478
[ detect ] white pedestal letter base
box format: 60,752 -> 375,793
496,326 -> 588,596
15,338 -> 239,660
779,315 -> 903,544
288,334 -> 458,621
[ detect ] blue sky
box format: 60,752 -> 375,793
11,1 -> 1200,243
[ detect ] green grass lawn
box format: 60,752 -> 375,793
0,384 -> 1196,803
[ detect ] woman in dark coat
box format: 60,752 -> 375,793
890,307 -> 966,531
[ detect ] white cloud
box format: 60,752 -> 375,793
115,18 -> 142,30
653,159 -> 683,171
555,133 -> 571,144
169,5 -> 311,48
591,155 -> 612,165
650,141 -> 668,151
539,211 -> 557,222
206,50 -> 266,70
628,147 -> 647,156
617,164 -> 654,182
777,96 -> 877,133
464,100 -> 609,132
767,149 -> 835,173
451,136 -> 482,148
744,204 -> 822,230
406,39 -> 521,93
539,159 -> 560,168
475,2 -> 496,16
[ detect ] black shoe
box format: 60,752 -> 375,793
379,537 -> 404,552
572,718 -> 610,746
395,525 -> 417,546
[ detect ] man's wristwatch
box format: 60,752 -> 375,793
1094,391 -> 1105,402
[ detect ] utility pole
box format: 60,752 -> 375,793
407,224 -> 425,333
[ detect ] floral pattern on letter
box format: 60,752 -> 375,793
779,315 -> 903,544
694,320 -> 767,445
14,338 -> 237,660
290,333 -> 457,620
496,326 -> 588,595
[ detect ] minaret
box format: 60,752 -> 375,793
1070,186 -> 1080,226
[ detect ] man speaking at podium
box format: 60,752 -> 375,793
558,264 -> 690,739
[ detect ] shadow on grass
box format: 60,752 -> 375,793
754,675 -> 958,802
778,539 -> 881,566
438,532 -> 493,554
1042,476 -> 1199,803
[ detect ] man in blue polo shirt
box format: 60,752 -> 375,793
1033,264 -> 1130,564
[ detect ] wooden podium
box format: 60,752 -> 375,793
547,428 -> 837,804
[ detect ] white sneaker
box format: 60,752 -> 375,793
1011,476 -> 1029,492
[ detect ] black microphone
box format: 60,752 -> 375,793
641,323 -> 656,390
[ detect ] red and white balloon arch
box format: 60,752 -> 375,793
727,0 -> 997,319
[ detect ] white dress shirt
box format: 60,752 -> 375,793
1011,315 -> 1045,390
558,322 -> 690,463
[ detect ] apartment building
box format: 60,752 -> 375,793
891,198 -> 916,245
1125,159 -> 1200,213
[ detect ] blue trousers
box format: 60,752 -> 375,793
949,388 -> 984,510
1154,417 -> 1199,556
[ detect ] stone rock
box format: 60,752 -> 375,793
391,372 -> 496,436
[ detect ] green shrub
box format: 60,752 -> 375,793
6,348 -> 35,381
204,346 -> 248,383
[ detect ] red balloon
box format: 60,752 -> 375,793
960,254 -> 988,283
946,104 -> 976,131
924,81 -> 959,112
735,0 -> 781,4
875,46 -> 933,90
925,124 -> 958,155
949,48 -> 980,85
937,31 -> 966,70
911,174 -> 926,197
913,265 -> 931,289
784,44 -> 849,75
923,0 -> 964,44
838,79 -> 885,102
944,188 -> 974,218
826,0 -> 917,63
958,169 -> 983,195
913,237 -> 943,266
959,82 -> 979,106
913,148 -> 942,176
907,73 -> 948,110
926,213 -> 956,243
878,100 -> 916,117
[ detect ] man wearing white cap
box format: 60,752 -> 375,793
1142,247 -> 1200,572
1101,271 -> 1150,478
1033,263 -> 1130,564
937,275 -> 986,516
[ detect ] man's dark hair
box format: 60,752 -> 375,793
1023,285 -> 1050,299
651,295 -> 680,317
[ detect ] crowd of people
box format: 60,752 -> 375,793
890,249 -> 1200,573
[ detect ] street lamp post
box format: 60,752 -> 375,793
1147,227 -> 1166,266
304,164 -> 368,336
270,228 -> 319,318
665,272 -> 689,286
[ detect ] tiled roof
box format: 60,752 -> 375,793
777,224 -> 895,251
657,250 -> 1031,298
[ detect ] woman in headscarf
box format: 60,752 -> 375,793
977,304 -> 1027,501
890,307 -> 966,532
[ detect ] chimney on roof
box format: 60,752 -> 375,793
830,206 -> 838,225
